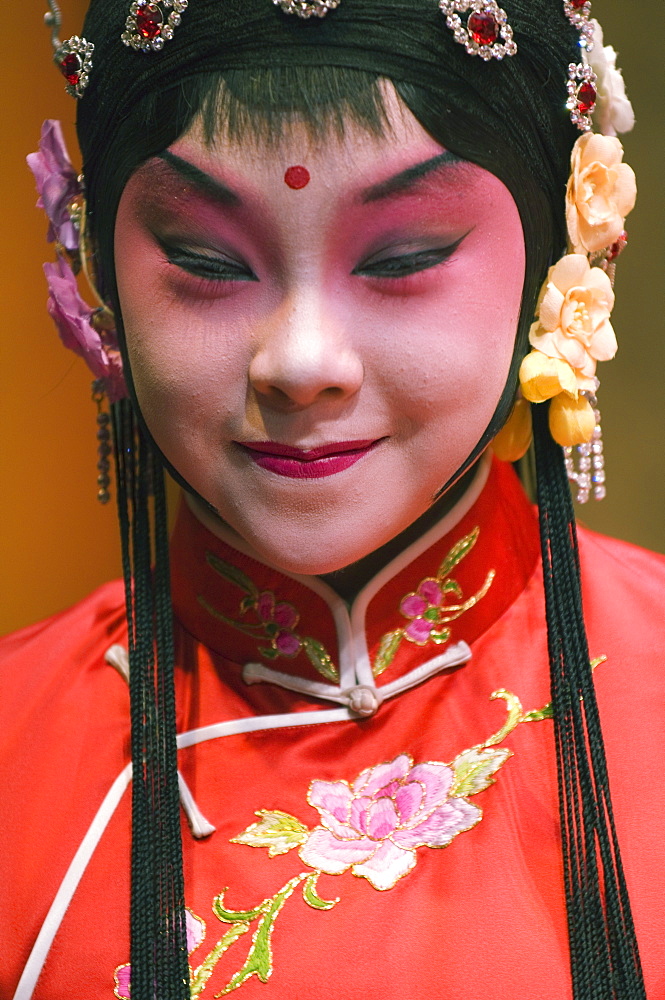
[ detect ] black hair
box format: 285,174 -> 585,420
77,3 -> 646,996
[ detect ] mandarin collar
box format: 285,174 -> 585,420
170,456 -> 539,704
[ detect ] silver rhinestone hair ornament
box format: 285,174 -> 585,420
122,0 -> 189,51
563,0 -> 597,130
439,0 -> 516,60
273,0 -> 341,18
45,0 -> 94,98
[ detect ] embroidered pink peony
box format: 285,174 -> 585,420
256,591 -> 301,656
27,120 -> 81,251
566,132 -> 636,254
45,255 -> 126,401
300,753 -> 481,891
528,254 -> 615,392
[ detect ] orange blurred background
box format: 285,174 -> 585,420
1,1 -> 663,635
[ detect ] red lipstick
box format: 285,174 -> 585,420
238,440 -> 381,478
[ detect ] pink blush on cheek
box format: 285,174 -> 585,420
284,165 -> 310,190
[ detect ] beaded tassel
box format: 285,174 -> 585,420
93,378 -> 112,504
564,393 -> 605,503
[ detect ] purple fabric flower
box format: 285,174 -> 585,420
44,255 -> 126,402
300,753 -> 481,891
27,120 -> 81,251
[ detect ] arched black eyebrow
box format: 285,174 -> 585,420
158,150 -> 241,207
361,151 -> 464,203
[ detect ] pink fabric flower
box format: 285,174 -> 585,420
399,579 -> 444,644
44,255 -> 126,402
27,120 -> 81,251
300,753 -> 481,891
257,591 -> 301,656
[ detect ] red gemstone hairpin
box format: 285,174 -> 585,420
122,0 -> 189,52
45,0 -> 94,98
563,0 -> 597,130
438,0 -> 517,61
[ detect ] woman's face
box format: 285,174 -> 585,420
114,88 -> 525,574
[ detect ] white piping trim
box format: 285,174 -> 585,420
186,453 -> 491,693
176,706 -> 354,749
14,705 -> 354,1000
350,453 -> 491,688
12,762 -> 133,1000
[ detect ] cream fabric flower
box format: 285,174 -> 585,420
588,20 -> 635,137
566,133 -> 636,253
529,254 -> 615,391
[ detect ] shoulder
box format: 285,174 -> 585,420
0,579 -> 128,716
577,523 -> 665,610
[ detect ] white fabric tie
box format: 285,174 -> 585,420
104,645 -> 216,839
243,640 -> 472,717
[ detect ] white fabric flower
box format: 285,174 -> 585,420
588,19 -> 635,137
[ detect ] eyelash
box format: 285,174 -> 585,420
354,237 -> 465,280
160,235 -> 465,287
160,243 -> 257,282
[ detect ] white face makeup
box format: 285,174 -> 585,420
114,87 -> 525,575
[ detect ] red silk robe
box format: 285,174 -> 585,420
2,458 -> 665,999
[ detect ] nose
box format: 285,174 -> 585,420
248,291 -> 364,410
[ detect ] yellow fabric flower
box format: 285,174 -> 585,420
492,398 -> 532,462
519,350 -> 577,403
566,132 -> 636,254
548,394 -> 596,447
528,254 -> 616,392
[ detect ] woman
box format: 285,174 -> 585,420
3,0 -> 663,997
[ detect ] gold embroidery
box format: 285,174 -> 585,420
199,553 -> 339,682
372,527 -> 495,676
112,658 -> 606,995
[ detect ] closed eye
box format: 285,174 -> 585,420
353,234 -> 467,280
159,240 -> 258,282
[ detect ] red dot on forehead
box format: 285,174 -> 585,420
284,165 -> 310,190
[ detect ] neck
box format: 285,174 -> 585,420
318,458 -> 484,603
184,454 -> 489,604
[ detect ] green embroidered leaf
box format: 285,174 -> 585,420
206,552 -> 258,598
240,594 -> 257,614
521,703 -> 553,722
231,809 -> 310,857
373,629 -> 403,677
302,637 -> 339,682
258,645 -> 280,660
218,876 -> 306,995
190,924 -> 250,997
442,578 -> 463,598
213,889 -> 268,925
437,526 -> 480,580
424,608 -> 439,622
430,628 -> 451,645
302,872 -> 339,911
449,746 -> 512,797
